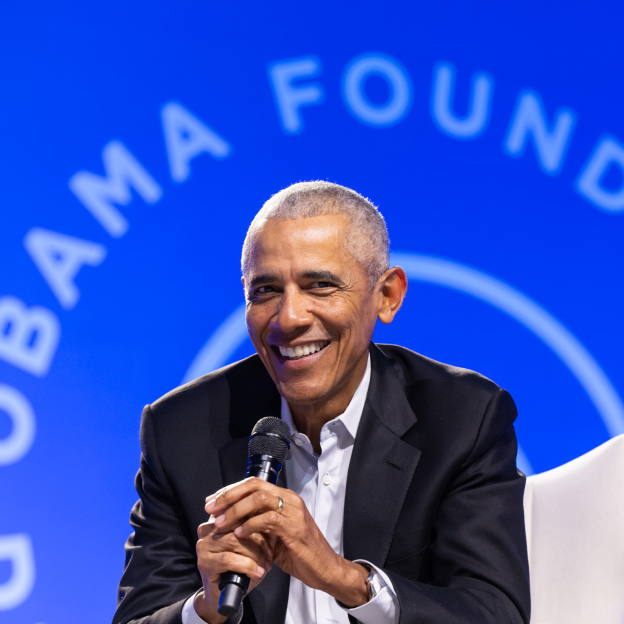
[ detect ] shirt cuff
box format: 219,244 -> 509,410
182,590 -> 244,624
336,560 -> 399,624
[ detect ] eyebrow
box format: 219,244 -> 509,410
300,270 -> 345,285
249,274 -> 279,288
248,270 -> 345,289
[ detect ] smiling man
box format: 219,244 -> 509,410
113,182 -> 530,624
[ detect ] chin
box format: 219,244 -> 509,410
277,381 -> 330,406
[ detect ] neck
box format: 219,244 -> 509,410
289,354 -> 368,454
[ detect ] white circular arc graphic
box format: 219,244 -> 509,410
183,252 -> 624,474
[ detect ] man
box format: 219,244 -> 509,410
113,181 -> 530,624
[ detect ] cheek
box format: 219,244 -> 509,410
248,333 -> 266,356
333,299 -> 375,332
335,307 -> 377,349
245,311 -> 266,344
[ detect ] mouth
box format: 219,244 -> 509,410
273,340 -> 330,361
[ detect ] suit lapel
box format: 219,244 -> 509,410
343,344 -> 422,566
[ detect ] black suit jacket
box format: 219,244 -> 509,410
113,344 -> 530,624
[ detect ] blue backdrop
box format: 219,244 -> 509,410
1,2 -> 623,622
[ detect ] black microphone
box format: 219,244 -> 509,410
217,416 -> 291,617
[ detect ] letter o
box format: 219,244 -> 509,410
0,534 -> 36,610
0,385 -> 36,466
342,53 -> 412,127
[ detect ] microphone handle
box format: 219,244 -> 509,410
217,455 -> 283,618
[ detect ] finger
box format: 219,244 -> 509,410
198,520 -> 217,539
198,550 -> 266,580
266,534 -> 279,558
213,488 -> 283,531
205,532 -> 272,568
248,558 -> 272,589
205,481 -> 245,512
197,514 -> 249,539
241,531 -> 275,561
247,531 -> 274,557
233,510 -> 286,540
206,477 -> 279,515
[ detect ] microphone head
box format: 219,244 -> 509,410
248,417 -> 292,462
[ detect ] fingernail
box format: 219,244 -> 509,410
234,527 -> 242,535
205,499 -> 216,510
215,514 -> 225,525
257,566 -> 265,575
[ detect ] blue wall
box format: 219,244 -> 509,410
1,2 -> 623,622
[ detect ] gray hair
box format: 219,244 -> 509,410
241,181 -> 390,290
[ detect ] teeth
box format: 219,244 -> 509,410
277,341 -> 328,359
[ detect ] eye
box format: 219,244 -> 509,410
256,285 -> 276,294
310,281 -> 334,289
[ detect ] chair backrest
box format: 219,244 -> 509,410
524,434 -> 624,624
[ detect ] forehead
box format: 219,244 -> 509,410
249,214 -> 353,271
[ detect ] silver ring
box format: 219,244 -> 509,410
275,496 -> 284,514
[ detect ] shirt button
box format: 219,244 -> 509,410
294,438 -> 303,447
322,474 -> 331,486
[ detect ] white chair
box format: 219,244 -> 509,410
524,434 -> 624,624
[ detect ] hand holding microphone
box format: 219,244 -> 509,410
194,417 -> 292,622
194,416 -> 369,623
215,417 -> 292,616
194,512 -> 272,624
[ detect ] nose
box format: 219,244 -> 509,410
271,285 -> 313,334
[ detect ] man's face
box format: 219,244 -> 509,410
244,213 -> 380,408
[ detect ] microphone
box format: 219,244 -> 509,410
217,416 -> 292,617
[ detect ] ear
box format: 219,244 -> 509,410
377,267 -> 408,325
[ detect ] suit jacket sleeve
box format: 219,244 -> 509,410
112,404 -> 202,624
383,389 -> 530,624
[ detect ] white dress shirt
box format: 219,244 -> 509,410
183,354 -> 399,624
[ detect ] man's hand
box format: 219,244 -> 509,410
194,489 -> 274,624
205,477 -> 370,609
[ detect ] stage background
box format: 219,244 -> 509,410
1,2 -> 623,622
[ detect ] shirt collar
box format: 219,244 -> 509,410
281,353 -> 372,442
